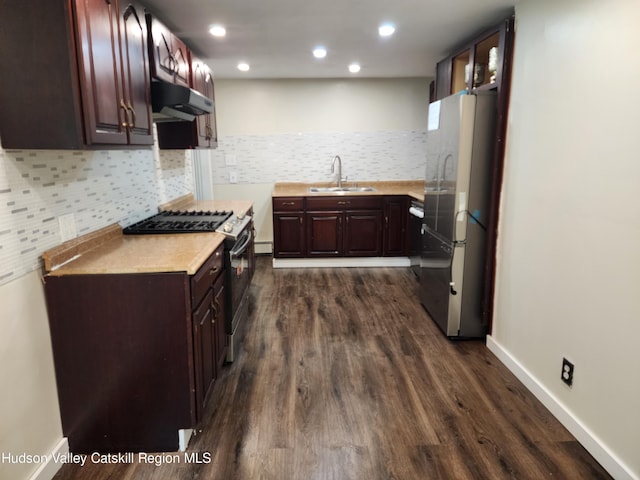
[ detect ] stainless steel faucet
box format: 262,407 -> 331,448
331,155 -> 343,188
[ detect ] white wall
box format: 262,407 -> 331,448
490,0 -> 640,478
216,78 -> 430,135
204,78 -> 431,249
0,271 -> 63,480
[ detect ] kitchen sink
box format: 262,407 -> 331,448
308,186 -> 376,193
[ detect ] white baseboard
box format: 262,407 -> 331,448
255,241 -> 272,255
29,437 -> 68,480
272,257 -> 411,269
178,428 -> 193,452
486,335 -> 637,480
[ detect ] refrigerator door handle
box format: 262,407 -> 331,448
453,210 -> 467,245
449,243 -> 458,295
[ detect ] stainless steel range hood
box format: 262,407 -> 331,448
150,80 -> 213,122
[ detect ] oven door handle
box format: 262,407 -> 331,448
230,229 -> 252,258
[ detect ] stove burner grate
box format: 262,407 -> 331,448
123,210 -> 233,234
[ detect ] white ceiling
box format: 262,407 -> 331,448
142,0 -> 517,79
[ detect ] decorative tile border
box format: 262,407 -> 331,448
209,130 -> 429,184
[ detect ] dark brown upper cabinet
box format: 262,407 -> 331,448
432,16 -> 514,101
146,13 -> 190,88
0,0 -> 153,149
191,59 -> 218,148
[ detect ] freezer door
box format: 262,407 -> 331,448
420,228 -> 455,335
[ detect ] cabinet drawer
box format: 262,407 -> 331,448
306,196 -> 382,210
273,197 -> 304,211
191,244 -> 224,307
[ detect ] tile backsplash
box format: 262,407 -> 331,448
0,136 -> 193,286
209,130 -> 428,184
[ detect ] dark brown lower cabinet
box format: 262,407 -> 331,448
192,289 -> 214,422
273,213 -> 306,257
273,195 -> 410,258
306,211 -> 343,256
343,211 -> 383,256
44,245 -> 225,453
383,196 -> 409,256
272,197 -> 306,258
192,271 -> 226,421
305,209 -> 382,257
212,274 -> 227,376
306,196 -> 383,257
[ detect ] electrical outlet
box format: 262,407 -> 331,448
561,358 -> 574,387
229,171 -> 238,183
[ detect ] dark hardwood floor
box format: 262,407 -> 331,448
54,256 -> 611,479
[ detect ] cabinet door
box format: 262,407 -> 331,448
192,289 -> 215,422
120,3 -> 153,145
435,58 -> 452,101
204,71 -> 218,147
212,273 -> 227,373
307,212 -> 342,257
344,211 -> 382,256
147,15 -> 190,87
192,61 -> 217,148
172,35 -> 191,87
273,213 -> 305,258
192,62 -> 210,146
383,197 -> 408,256
148,17 -> 176,84
74,0 -> 128,145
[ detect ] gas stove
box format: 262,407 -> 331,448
123,210 -> 251,239
123,207 -> 254,364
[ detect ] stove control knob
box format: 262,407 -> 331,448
223,223 -> 233,233
236,212 -> 245,220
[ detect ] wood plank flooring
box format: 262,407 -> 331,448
54,256 -> 611,479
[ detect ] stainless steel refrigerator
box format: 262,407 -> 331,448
420,92 -> 496,338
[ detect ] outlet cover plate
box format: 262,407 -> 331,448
561,357 -> 574,387
58,213 -> 77,242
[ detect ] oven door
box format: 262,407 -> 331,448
225,226 -> 253,333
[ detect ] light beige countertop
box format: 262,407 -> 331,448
407,191 -> 424,202
273,180 -> 425,198
44,224 -> 225,276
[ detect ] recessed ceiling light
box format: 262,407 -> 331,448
313,47 -> 327,59
378,23 -> 396,37
348,63 -> 361,74
209,24 -> 226,37
237,62 -> 250,72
